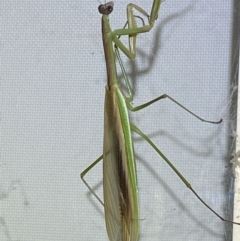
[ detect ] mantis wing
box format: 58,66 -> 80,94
103,86 -> 139,241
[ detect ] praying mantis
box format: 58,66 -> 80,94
81,1 -> 240,240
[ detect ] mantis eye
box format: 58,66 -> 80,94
98,2 -> 114,15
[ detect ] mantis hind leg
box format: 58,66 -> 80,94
81,155 -> 104,206
130,123 -> 240,225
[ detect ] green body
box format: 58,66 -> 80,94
100,2 -> 161,240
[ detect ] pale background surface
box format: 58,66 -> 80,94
1,0 -> 235,240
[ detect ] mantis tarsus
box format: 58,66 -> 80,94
81,1 -> 240,240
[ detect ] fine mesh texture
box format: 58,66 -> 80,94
1,0 -> 234,240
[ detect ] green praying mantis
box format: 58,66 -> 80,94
81,1 -> 240,240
